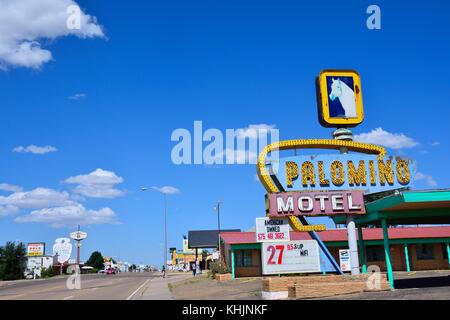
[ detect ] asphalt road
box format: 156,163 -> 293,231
0,272 -> 162,300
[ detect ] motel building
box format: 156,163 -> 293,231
214,70 -> 450,291
220,190 -> 450,285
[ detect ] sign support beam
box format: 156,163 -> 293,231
336,130 -> 360,276
404,243 -> 411,272
357,225 -> 367,273
381,218 -> 394,288
231,248 -> 235,280
447,242 -> 450,269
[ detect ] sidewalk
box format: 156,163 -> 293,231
135,273 -> 192,300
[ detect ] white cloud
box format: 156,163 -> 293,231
151,186 -> 181,195
0,187 -> 74,209
14,204 -> 118,227
414,172 -> 437,187
64,168 -> 125,199
69,93 -> 86,100
236,124 -> 276,139
430,141 -> 440,147
354,127 -> 418,149
0,0 -> 104,69
0,183 -> 23,193
13,145 -> 57,154
0,205 -> 19,217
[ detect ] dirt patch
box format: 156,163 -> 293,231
170,275 -> 263,300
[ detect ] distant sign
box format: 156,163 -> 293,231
267,191 -> 365,217
27,243 -> 45,257
256,217 -> 290,242
53,238 -> 72,264
339,249 -> 351,272
261,240 -> 320,275
276,154 -> 413,195
316,69 -> 364,128
70,230 -> 88,241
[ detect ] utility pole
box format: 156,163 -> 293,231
76,225 -> 81,267
214,200 -> 222,263
164,193 -> 168,278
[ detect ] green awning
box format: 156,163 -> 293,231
332,190 -> 450,226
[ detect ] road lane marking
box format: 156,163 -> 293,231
0,293 -> 25,300
63,296 -> 74,300
126,279 -> 151,300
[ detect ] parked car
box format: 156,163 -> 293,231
106,268 -> 116,275
98,269 -> 106,274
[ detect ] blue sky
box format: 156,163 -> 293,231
0,0 -> 449,266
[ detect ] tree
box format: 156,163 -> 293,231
40,266 -> 54,278
86,251 -> 104,270
0,241 -> 27,281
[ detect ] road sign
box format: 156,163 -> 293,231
255,217 -> 290,242
267,191 -> 366,217
70,230 -> 87,241
53,238 -> 72,264
261,240 -> 320,275
27,243 -> 45,257
275,154 -> 414,194
339,249 -> 351,272
316,70 -> 364,128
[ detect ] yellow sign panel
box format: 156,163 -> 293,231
316,70 -> 364,127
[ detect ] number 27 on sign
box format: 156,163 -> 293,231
267,245 -> 284,265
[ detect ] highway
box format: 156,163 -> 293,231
0,272 -> 187,300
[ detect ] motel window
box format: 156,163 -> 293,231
416,244 -> 434,260
366,246 -> 384,262
235,250 -> 253,267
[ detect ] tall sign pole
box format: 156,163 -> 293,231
70,227 -> 88,269
77,225 -> 81,266
333,128 -> 360,275
318,70 -> 365,276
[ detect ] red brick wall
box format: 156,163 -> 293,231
411,243 -> 449,271
328,243 -> 449,272
235,249 -> 262,278
230,242 -> 449,278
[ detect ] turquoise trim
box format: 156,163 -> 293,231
230,243 -> 261,250
447,242 -> 450,269
404,243 -> 411,272
332,190 -> 450,226
357,226 -> 367,273
231,249 -> 235,280
381,219 -> 394,289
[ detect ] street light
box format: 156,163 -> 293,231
213,200 -> 221,263
141,187 -> 170,279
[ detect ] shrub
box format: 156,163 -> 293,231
40,266 -> 54,278
208,261 -> 230,279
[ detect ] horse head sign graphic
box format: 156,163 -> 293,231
316,70 -> 364,127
